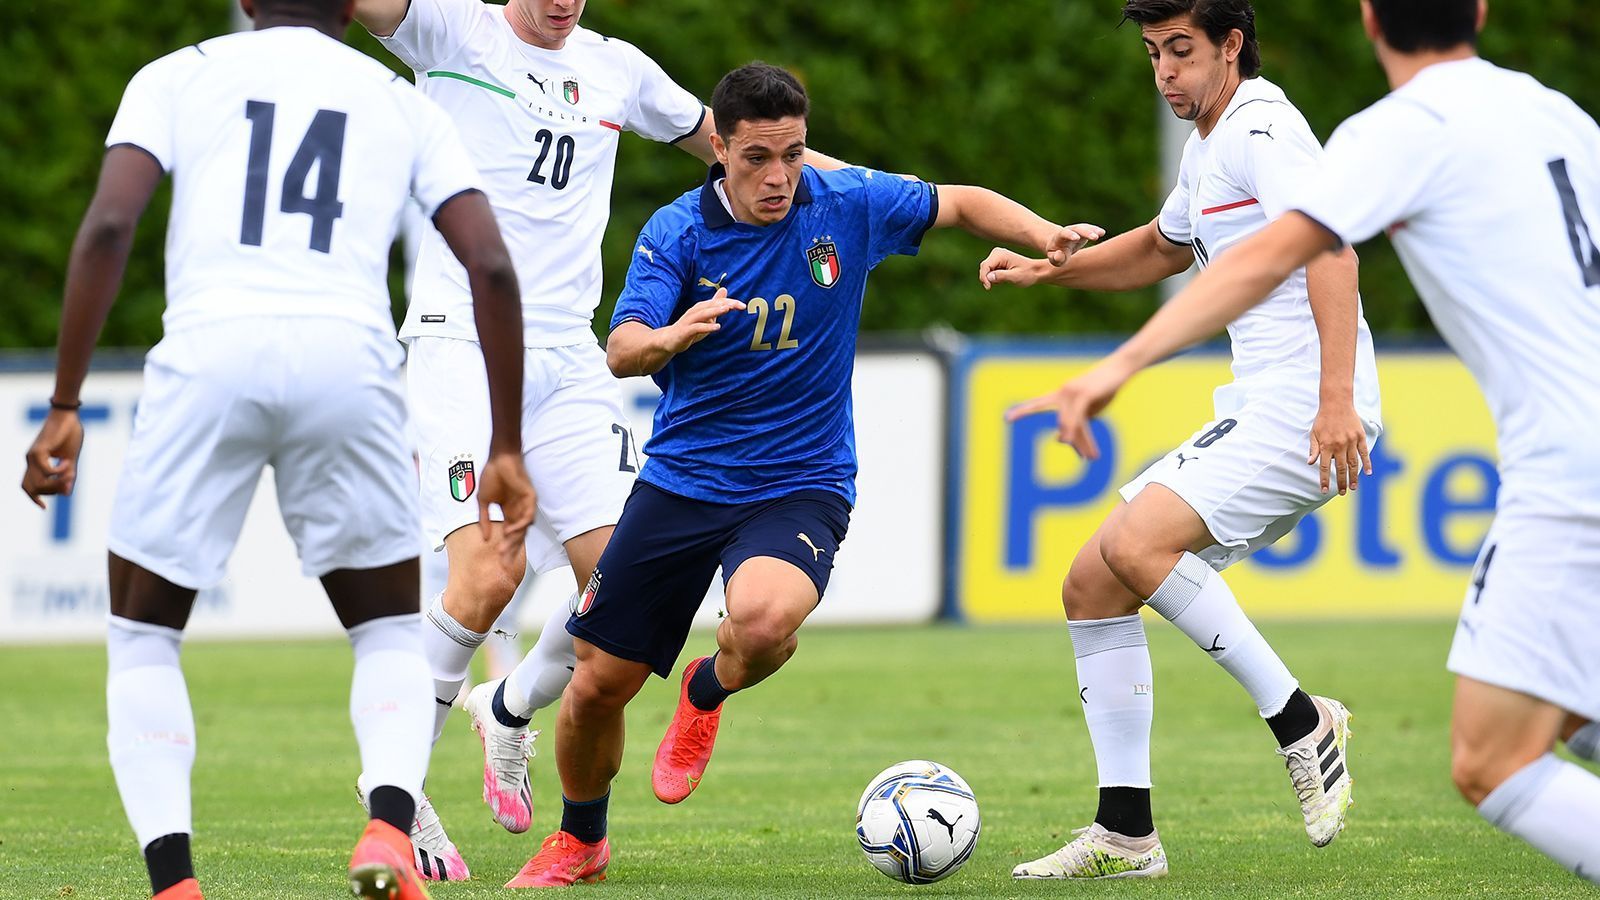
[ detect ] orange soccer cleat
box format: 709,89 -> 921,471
504,831 -> 610,888
652,656 -> 724,804
152,878 -> 203,900
348,819 -> 433,900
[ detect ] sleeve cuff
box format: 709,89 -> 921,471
912,183 -> 940,247
1156,222 -> 1189,247
106,142 -> 168,173
1290,209 -> 1347,251
668,106 -> 708,145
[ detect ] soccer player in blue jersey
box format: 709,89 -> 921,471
499,62 -> 1094,885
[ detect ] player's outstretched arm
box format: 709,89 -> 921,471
979,219 -> 1194,293
1005,212 -> 1336,459
353,0 -> 411,37
432,189 -> 536,560
1305,246 -> 1372,495
22,145 -> 162,508
932,184 -> 1065,254
606,289 -> 746,377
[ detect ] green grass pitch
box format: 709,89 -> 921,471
3,620 -> 1591,898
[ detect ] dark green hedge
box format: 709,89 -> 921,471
3,1 -> 1596,349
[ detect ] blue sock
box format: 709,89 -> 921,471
560,792 -> 609,844
687,653 -> 733,712
492,680 -> 531,728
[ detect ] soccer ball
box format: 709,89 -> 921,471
855,760 -> 980,884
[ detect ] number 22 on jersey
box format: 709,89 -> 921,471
240,100 -> 348,253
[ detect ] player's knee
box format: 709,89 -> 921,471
564,664 -> 639,721
727,612 -> 797,663
1096,521 -> 1144,584
1450,737 -> 1531,806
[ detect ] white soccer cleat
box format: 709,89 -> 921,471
463,679 -> 536,834
1278,695 -> 1354,847
355,775 -> 470,882
1011,823 -> 1168,880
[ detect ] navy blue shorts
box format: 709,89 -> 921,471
566,481 -> 852,678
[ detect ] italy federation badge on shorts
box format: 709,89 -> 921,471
806,238 -> 840,288
574,570 -> 601,617
447,455 -> 475,502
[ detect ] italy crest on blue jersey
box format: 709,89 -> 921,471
611,164 -> 938,504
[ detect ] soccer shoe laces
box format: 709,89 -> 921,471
668,710 -> 719,768
412,794 -> 452,849
1279,743 -> 1323,808
486,727 -> 538,784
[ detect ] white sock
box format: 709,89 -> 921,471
1068,614 -> 1153,788
1566,722 -> 1600,762
1478,754 -> 1600,882
106,616 -> 195,849
422,592 -> 487,741
1144,552 -> 1298,717
503,594 -> 578,719
348,614 -> 433,802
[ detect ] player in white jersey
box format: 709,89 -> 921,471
1021,0 -> 1600,884
980,0 -> 1381,878
17,2 -> 534,898
351,0 -> 851,879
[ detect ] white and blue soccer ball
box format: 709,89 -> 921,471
855,760 -> 980,884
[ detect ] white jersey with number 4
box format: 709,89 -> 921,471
1159,76 -> 1383,423
380,0 -> 706,348
1294,58 -> 1600,515
104,26 -> 482,338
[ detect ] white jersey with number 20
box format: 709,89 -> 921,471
1295,58 -> 1600,515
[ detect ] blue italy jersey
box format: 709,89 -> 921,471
610,164 -> 938,504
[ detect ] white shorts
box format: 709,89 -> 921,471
1447,501 -> 1600,722
407,337 -> 636,574
1120,388 -> 1382,571
108,318 -> 420,589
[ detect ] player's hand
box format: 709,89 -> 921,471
979,249 -> 1048,290
1044,223 -> 1106,267
663,288 -> 746,352
20,409 -> 85,509
1003,360 -> 1131,459
1308,403 -> 1371,495
477,449 -> 536,568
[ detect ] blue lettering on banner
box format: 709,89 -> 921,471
26,402 -> 113,543
1354,438 -> 1404,568
1421,454 -> 1500,565
1006,416 -> 1114,569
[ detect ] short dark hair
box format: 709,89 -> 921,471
711,62 -> 810,141
1121,0 -> 1261,79
1368,0 -> 1479,53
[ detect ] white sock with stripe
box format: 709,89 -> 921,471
504,594 -> 578,719
422,593 -> 488,742
1478,754 -> 1600,882
106,616 -> 196,849
348,614 -> 433,804
1143,552 -> 1298,717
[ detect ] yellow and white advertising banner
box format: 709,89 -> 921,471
951,342 -> 1498,622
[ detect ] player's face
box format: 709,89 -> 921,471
1141,15 -> 1238,123
512,0 -> 585,47
712,117 -> 808,226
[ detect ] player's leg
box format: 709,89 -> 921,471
1563,715 -> 1600,761
101,324 -> 271,900
107,557 -> 203,900
653,490 -> 850,804
272,324 -> 441,898
408,337 -> 531,742
470,348 -> 635,830
1453,679 -> 1600,881
1013,515 -> 1167,880
513,483 -> 720,887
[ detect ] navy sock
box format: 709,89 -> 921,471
686,653 -> 732,712
367,785 -> 416,834
1266,689 -> 1320,747
560,793 -> 609,845
1094,787 -> 1154,838
144,832 -> 194,895
492,679 -> 531,728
